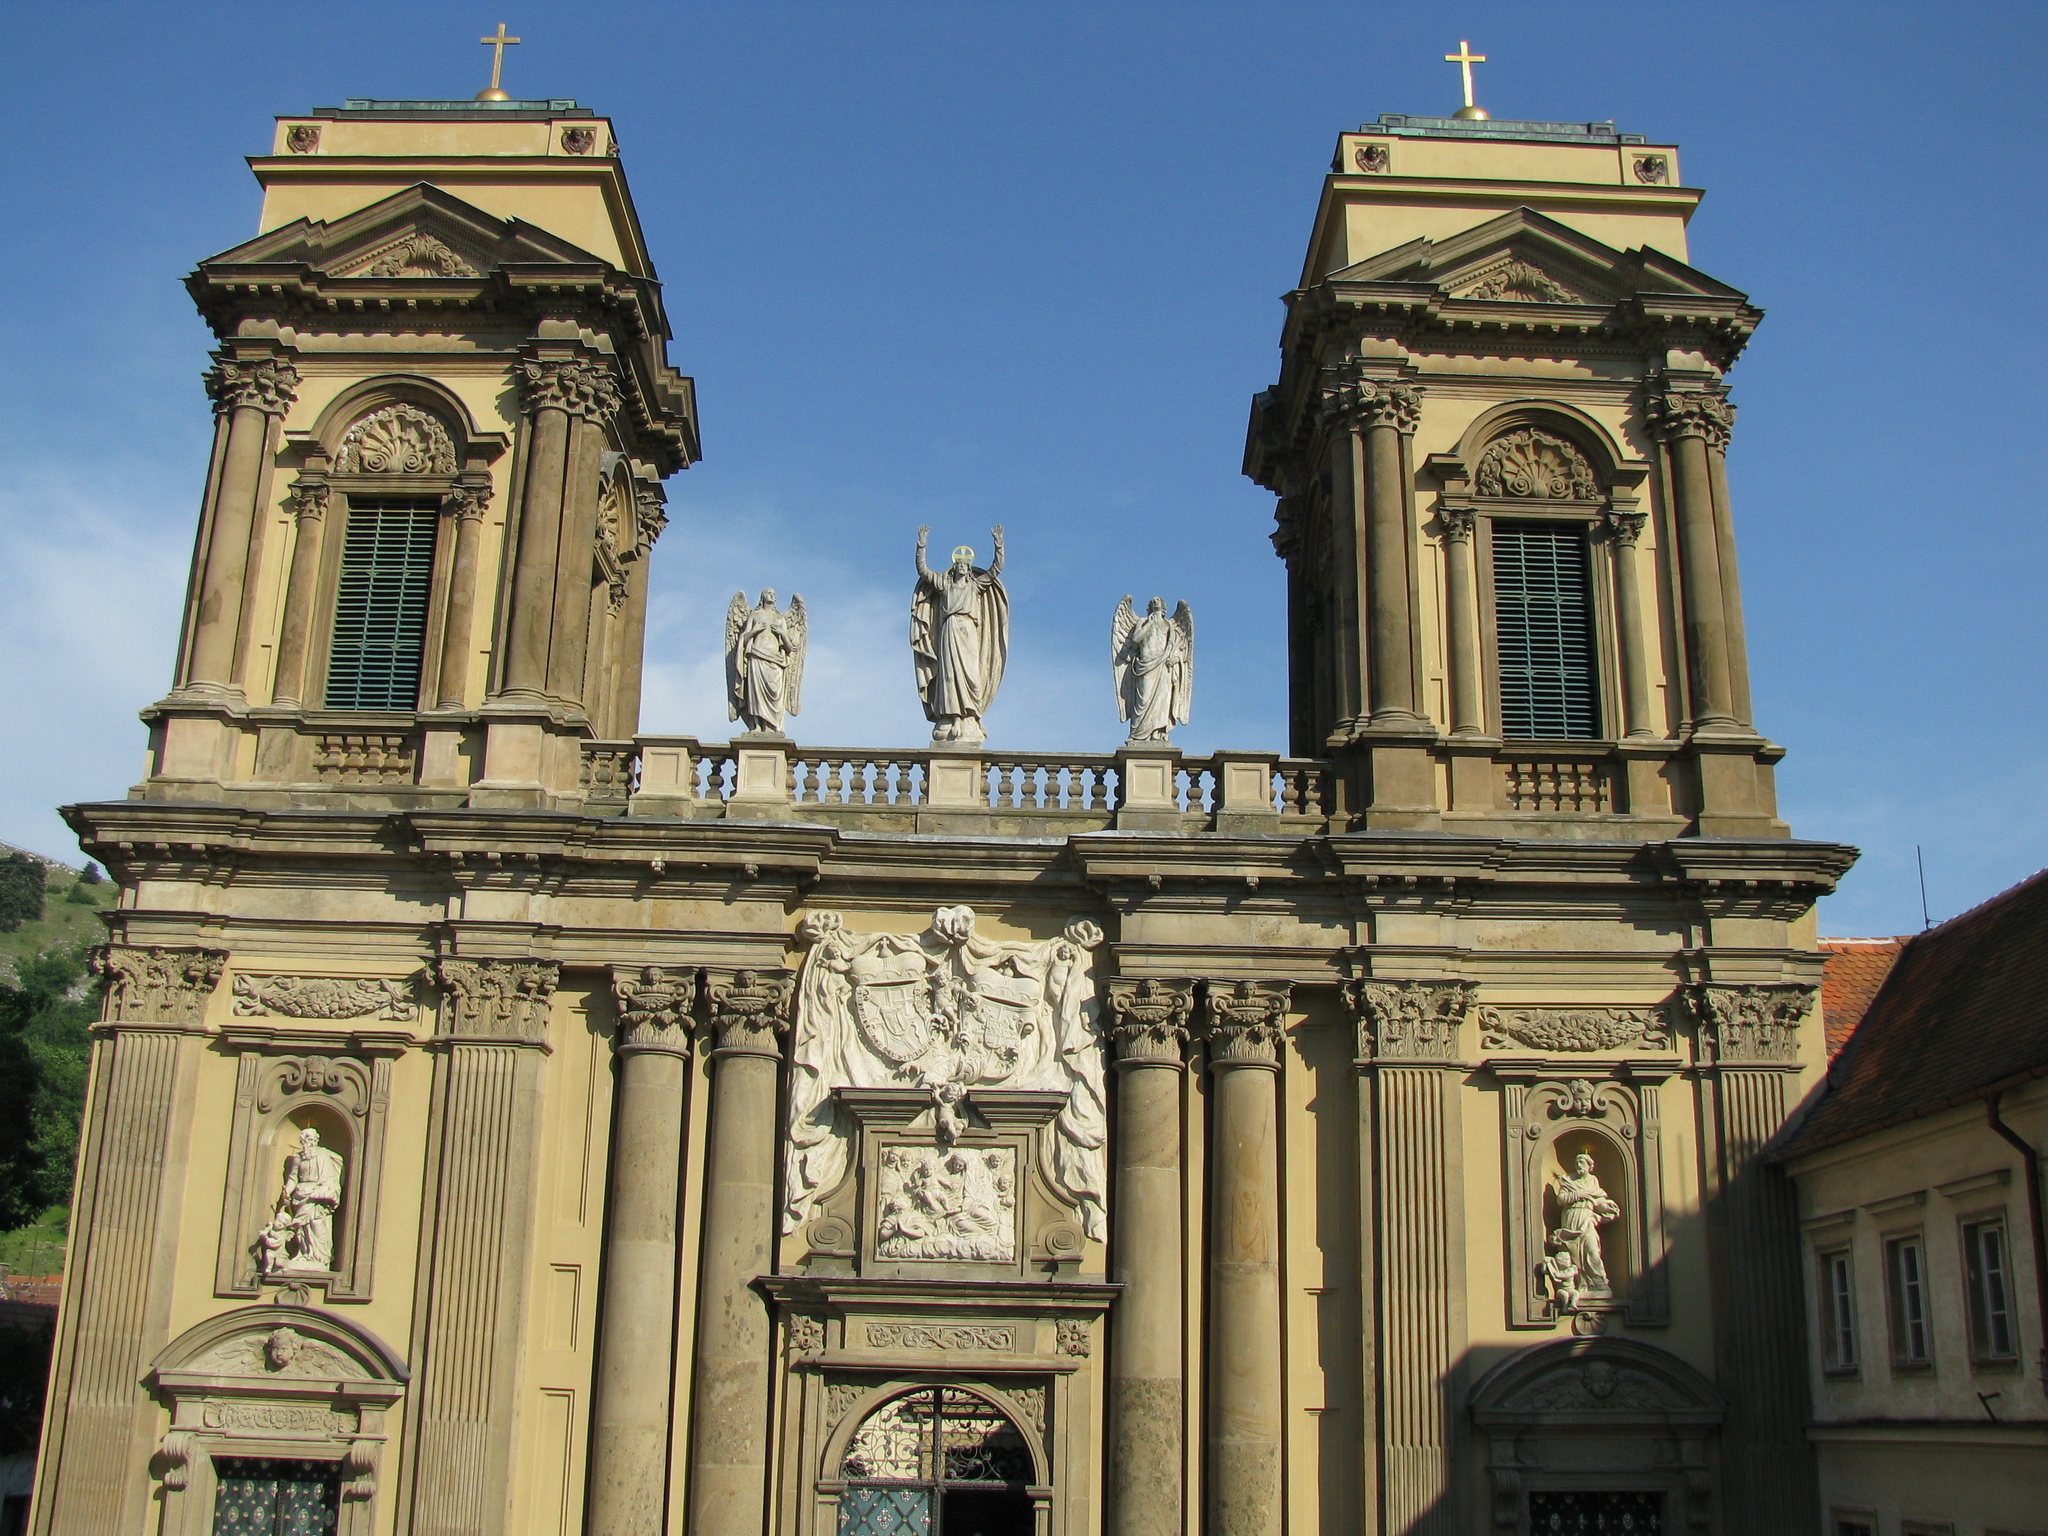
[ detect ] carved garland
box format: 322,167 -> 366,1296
335,404 -> 457,477
1475,428 -> 1599,500
1460,260 -> 1581,303
231,974 -> 419,1023
1478,1006 -> 1669,1053
363,233 -> 477,278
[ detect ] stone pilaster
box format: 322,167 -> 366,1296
1649,387 -> 1738,731
269,475 -> 330,708
401,957 -> 559,1536
1102,978 -> 1195,1536
31,946 -> 224,1536
685,968 -> 793,1536
1689,981 -> 1820,1534
586,966 -> 697,1536
1201,980 -> 1290,1536
433,479 -> 492,710
1347,978 -> 1475,1536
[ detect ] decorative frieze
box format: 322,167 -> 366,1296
204,356 -> 299,416
1475,427 -> 1598,500
1647,386 -> 1735,451
1102,977 -> 1194,1062
336,403 -> 456,476
432,957 -> 559,1043
864,1323 -> 1016,1352
1347,978 -> 1475,1061
610,965 -> 696,1055
704,967 -> 793,1057
517,357 -> 623,420
230,973 -> 418,1023
93,945 -> 226,1026
1200,979 -> 1289,1065
1687,982 -> 1815,1063
1478,1005 -> 1668,1054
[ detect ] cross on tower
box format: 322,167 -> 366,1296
477,23 -> 521,101
1444,39 -> 1487,111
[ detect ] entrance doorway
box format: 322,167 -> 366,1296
837,1387 -> 1035,1536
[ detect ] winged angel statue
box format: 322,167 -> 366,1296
783,906 -> 1109,1241
1112,595 -> 1194,743
725,590 -> 806,735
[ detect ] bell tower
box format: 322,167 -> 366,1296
1245,111 -> 1782,838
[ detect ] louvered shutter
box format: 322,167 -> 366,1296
323,498 -> 439,710
1492,522 -> 1599,739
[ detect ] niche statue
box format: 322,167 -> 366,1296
1111,595 -> 1194,744
725,589 -> 807,735
910,526 -> 1008,745
254,1126 -> 345,1275
1547,1149 -> 1621,1301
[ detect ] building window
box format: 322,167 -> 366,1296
1526,1489 -> 1663,1533
1886,1234 -> 1933,1368
1818,1246 -> 1858,1372
211,1456 -> 341,1534
837,1387 -> 1033,1536
323,497 -> 440,710
1963,1217 -> 2018,1362
1492,521 -> 1599,739
1833,1521 -> 1876,1536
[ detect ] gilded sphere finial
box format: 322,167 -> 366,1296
1453,104 -> 1490,120
475,87 -> 513,102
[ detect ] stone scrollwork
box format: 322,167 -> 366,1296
785,907 -> 1107,1240
1346,978 -> 1475,1061
1102,977 -> 1194,1062
363,232 -> 478,278
231,973 -> 419,1023
433,958 -> 559,1043
1459,259 -> 1582,304
1687,982 -> 1815,1063
610,965 -> 696,1055
517,357 -> 623,420
204,356 -> 300,417
1478,1005 -> 1668,1053
1475,427 -> 1599,500
93,945 -> 227,1026
336,403 -> 457,476
1201,980 -> 1290,1065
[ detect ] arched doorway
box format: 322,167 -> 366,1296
836,1387 -> 1035,1536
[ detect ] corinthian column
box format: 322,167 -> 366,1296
269,475 -> 330,708
1202,980 -> 1290,1536
1358,382 -> 1422,725
1102,978 -> 1194,1536
686,968 -> 793,1536
1439,507 -> 1482,736
1605,510 -> 1656,739
434,480 -> 492,709
1650,388 -> 1737,730
184,355 -> 298,693
587,967 -> 697,1536
1347,978 -> 1474,1536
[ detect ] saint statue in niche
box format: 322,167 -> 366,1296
254,1126 -> 345,1275
725,589 -> 807,735
1548,1148 -> 1621,1296
910,525 -> 1008,744
1111,595 -> 1194,744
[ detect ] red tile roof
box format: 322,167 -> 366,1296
1787,868 -> 2048,1156
1818,938 -> 1909,1059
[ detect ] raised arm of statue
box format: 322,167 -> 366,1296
987,524 -> 1005,580
915,524 -> 934,583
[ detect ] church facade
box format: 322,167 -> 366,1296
35,93 -> 1855,1536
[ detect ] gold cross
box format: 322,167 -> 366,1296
478,23 -> 521,97
1444,39 -> 1487,109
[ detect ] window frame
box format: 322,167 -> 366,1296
1960,1213 -> 2020,1367
1475,506 -> 1620,745
1884,1231 -> 1935,1372
1816,1243 -> 1860,1376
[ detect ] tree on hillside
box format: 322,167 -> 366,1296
0,856 -> 44,934
0,947 -> 95,1225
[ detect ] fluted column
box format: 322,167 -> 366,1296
1202,980 -> 1290,1536
1650,388 -> 1737,730
1691,983 -> 1821,1535
403,958 -> 559,1536
686,968 -> 793,1536
184,355 -> 297,692
269,474 -> 329,708
30,947 -> 223,1536
1439,507 -> 1483,736
587,967 -> 697,1536
1348,979 -> 1474,1536
1605,510 -> 1656,739
1103,979 -> 1194,1536
434,479 -> 492,709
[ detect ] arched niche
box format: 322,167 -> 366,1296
816,1380 -> 1052,1536
1468,1336 -> 1724,1534
149,1304 -> 408,1536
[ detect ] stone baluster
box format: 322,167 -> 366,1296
1200,980 -> 1292,1536
585,966 -> 697,1535
183,354 -> 298,693
1649,388 -> 1738,731
1102,978 -> 1195,1536
269,474 -> 330,708
29,946 -> 224,1536
1439,506 -> 1483,736
685,968 -> 794,1536
433,479 -> 493,710
1605,510 -> 1656,739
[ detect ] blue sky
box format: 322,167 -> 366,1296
1,1 -> 2042,935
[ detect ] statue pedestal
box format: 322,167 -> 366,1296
1115,747 -> 1183,831
725,736 -> 791,819
924,750 -> 986,808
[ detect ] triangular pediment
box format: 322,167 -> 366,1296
197,183 -> 609,280
1326,207 -> 1748,307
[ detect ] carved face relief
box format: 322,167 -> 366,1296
1353,141 -> 1390,173
1633,155 -> 1669,184
286,125 -> 320,154
263,1327 -> 304,1371
562,127 -> 597,155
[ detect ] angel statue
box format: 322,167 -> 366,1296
911,525 -> 1008,745
1112,595 -> 1194,744
725,589 -> 807,735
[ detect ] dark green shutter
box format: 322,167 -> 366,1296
323,497 -> 439,711
1492,522 -> 1599,739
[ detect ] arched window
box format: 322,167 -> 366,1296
837,1387 -> 1034,1536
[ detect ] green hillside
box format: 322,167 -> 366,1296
0,848 -> 109,985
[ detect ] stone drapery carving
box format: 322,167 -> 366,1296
610,965 -> 696,1054
1478,1005 -> 1668,1053
1318,366 -> 1421,432
254,1127 -> 345,1275
231,973 -> 418,1023
432,957 -> 558,1042
93,945 -> 226,1026
1102,977 -> 1193,1062
1347,978 -> 1476,1060
911,526 -> 1009,745
1459,260 -> 1582,303
335,403 -> 457,476
1475,427 -> 1598,500
1647,386 -> 1735,450
726,590 -> 807,734
875,1145 -> 1017,1261
364,232 -> 478,278
704,968 -> 793,1055
1687,982 -> 1814,1063
1201,979 -> 1289,1064
785,907 -> 1107,1239
204,357 -> 299,417
1111,596 -> 1194,744
517,357 -> 623,420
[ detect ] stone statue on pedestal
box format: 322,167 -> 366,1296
911,526 -> 1007,745
1112,595 -> 1194,743
726,589 -> 806,735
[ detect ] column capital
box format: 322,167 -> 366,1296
1604,508 -> 1646,546
285,478 -> 331,523
204,355 -> 300,417
433,957 -> 559,1044
1647,386 -> 1735,451
91,944 -> 226,1027
610,964 -> 697,1057
1343,977 -> 1475,1062
703,967 -> 794,1058
633,484 -> 668,554
1318,365 -> 1421,434
516,355 -> 622,420
1685,981 -> 1815,1064
1103,977 -> 1195,1064
1438,504 -> 1477,544
440,481 -> 491,523
1200,979 -> 1291,1067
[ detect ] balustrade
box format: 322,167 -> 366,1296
312,733 -> 417,785
1498,755 -> 1615,813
